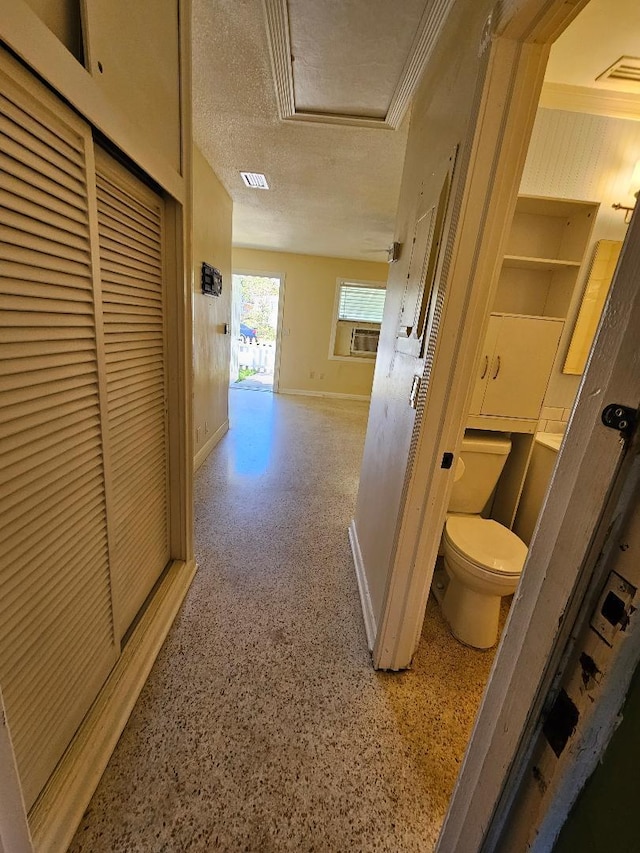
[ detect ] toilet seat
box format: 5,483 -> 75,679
444,516 -> 527,576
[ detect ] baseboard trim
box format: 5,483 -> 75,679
193,419 -> 229,472
279,388 -> 371,402
29,558 -> 197,853
349,519 -> 377,651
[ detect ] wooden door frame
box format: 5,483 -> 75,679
441,204 -> 640,853
368,0 -> 640,848
373,0 -> 584,670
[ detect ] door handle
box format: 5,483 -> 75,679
409,374 -> 421,409
480,355 -> 488,380
492,355 -> 501,380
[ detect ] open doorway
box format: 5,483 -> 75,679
230,273 -> 282,393
349,0 -> 640,848
429,0 -> 639,654
363,0 -> 640,665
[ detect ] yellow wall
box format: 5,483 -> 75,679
23,0 -> 82,60
233,248 -> 388,399
5,0 -> 185,194
353,0 -> 495,624
193,145 -> 233,467
82,0 -> 182,172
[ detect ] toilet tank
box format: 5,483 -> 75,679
449,430 -> 511,514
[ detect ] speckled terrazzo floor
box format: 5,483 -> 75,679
69,390 -> 498,852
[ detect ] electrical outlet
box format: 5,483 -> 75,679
310,370 -> 315,379
590,570 -> 636,646
319,372 -> 325,380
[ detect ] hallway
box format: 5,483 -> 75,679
70,391 -> 495,852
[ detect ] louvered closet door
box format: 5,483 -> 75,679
95,150 -> 170,639
0,62 -> 118,808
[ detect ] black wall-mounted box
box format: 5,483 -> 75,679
201,263 -> 222,296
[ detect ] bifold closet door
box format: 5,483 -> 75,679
95,150 -> 170,639
0,60 -> 118,809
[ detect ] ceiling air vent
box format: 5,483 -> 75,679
240,171 -> 269,189
596,56 -> 640,87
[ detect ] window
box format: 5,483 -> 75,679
330,279 -> 386,360
337,282 -> 386,323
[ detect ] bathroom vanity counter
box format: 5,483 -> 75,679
535,431 -> 563,452
513,432 -> 563,545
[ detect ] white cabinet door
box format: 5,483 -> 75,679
469,314 -> 500,414
481,316 -> 563,419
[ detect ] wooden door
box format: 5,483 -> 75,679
95,149 -> 170,640
0,60 -> 118,810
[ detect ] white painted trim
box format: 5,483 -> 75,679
193,419 -> 229,472
261,0 -> 295,120
284,112 -> 391,130
29,558 -> 196,853
328,354 -> 378,364
279,389 -> 371,402
273,275 -> 286,393
385,0 -> 458,128
539,82 -> 640,122
231,268 -> 285,393
0,691 -> 31,853
262,0 -> 456,130
349,520 -> 377,651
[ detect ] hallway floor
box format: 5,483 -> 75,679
70,391 -> 497,852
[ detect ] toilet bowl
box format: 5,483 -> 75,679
442,515 -> 527,648
434,430 -> 528,649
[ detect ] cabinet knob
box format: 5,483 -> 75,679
492,355 -> 501,380
480,354 -> 488,379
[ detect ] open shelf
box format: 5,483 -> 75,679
490,312 -> 565,321
503,255 -> 582,272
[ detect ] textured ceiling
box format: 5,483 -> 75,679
192,0 -> 640,262
545,0 -> 640,94
192,0 -> 411,261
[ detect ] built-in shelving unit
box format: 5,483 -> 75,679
502,255 -> 582,272
492,195 -> 598,320
468,194 -> 599,528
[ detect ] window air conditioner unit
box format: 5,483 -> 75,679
351,328 -> 380,357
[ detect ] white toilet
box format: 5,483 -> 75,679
440,431 -> 527,649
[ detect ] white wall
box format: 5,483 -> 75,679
521,108 -> 640,412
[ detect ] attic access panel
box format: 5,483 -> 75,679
287,0 -> 427,118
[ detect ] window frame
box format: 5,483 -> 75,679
328,278 -> 387,363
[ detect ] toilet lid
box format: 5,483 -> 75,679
445,516 -> 527,574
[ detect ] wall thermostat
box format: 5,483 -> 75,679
201,263 -> 222,296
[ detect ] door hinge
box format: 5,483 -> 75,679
601,403 -> 638,439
